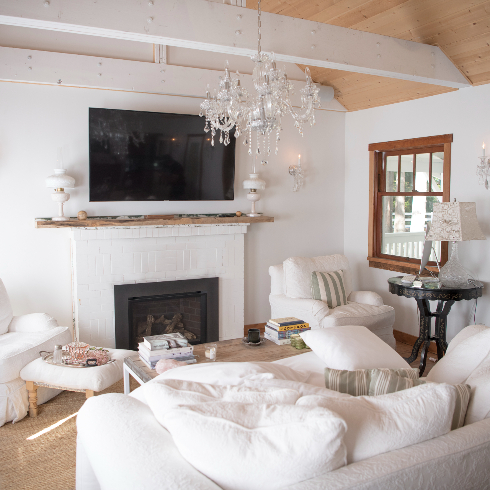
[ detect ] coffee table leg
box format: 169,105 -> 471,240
26,381 -> 38,417
86,390 -> 95,398
123,364 -> 130,395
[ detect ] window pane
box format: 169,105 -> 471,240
385,155 -> 398,191
381,195 -> 442,260
400,154 -> 413,192
432,152 -> 444,192
415,153 -> 430,192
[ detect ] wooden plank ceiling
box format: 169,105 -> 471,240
247,0 -> 490,110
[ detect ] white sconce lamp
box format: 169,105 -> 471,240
477,142 -> 490,189
243,173 -> 266,217
289,154 -> 304,192
45,149 -> 76,221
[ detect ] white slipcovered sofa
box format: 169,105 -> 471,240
269,254 -> 396,347
76,325 -> 490,490
0,279 -> 72,426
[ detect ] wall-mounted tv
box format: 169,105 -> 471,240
89,108 -> 235,201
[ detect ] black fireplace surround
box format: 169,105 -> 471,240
114,278 -> 219,350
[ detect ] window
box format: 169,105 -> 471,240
368,134 -> 452,274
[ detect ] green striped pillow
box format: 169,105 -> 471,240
311,270 -> 347,308
369,369 -> 426,396
368,369 -> 471,430
324,367 -> 419,396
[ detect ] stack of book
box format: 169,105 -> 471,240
138,332 -> 196,369
264,317 -> 311,345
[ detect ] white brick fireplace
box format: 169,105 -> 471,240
70,223 -> 248,348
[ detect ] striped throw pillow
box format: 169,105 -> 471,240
324,367 -> 419,396
311,270 -> 347,308
368,369 -> 471,430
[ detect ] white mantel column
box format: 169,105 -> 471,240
70,224 -> 248,348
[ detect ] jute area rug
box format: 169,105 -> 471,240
0,377 -> 140,490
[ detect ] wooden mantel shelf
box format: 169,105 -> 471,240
35,215 -> 274,228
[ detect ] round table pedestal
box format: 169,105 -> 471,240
388,277 -> 483,375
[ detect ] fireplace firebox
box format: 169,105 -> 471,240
114,278 -> 219,350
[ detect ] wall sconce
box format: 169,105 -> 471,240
477,142 -> 490,189
289,154 -> 304,192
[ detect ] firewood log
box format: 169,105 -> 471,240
164,313 -> 183,334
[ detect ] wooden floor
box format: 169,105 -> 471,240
0,339 -> 436,490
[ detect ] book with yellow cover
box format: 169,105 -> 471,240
267,320 -> 310,331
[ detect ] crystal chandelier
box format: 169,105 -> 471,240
199,0 -> 321,163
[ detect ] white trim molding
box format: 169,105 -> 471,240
0,0 -> 470,88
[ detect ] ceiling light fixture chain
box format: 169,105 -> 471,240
199,0 -> 321,162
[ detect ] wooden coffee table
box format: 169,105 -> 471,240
123,338 -> 311,394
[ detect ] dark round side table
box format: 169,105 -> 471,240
388,277 -> 483,375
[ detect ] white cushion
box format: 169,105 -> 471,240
161,401 -> 347,490
297,383 -> 456,464
446,324 -> 489,355
0,279 -> 13,335
322,302 -> 395,331
465,365 -> 490,425
300,326 -> 409,370
20,348 -> 135,392
143,379 -> 301,415
427,328 -> 490,385
0,327 -> 72,384
8,313 -> 59,333
283,254 -> 352,299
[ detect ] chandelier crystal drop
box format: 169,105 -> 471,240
199,0 -> 321,162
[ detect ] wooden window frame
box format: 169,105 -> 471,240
368,134 -> 452,274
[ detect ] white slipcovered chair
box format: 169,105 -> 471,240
269,254 -> 396,348
0,278 -> 72,426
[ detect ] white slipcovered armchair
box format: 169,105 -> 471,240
269,254 -> 396,347
0,279 -> 72,426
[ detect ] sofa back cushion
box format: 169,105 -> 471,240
283,254 -> 352,299
297,383 -> 455,464
427,328 -> 490,386
0,279 -> 13,335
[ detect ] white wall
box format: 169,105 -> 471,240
0,81 -> 345,332
345,84 -> 490,341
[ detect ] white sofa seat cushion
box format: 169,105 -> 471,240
0,326 -> 72,384
0,279 -> 13,335
20,348 -> 135,392
300,326 -> 409,371
322,302 -> 395,331
297,383 -> 456,464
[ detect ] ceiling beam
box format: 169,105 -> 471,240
0,0 -> 470,88
0,46 -> 344,111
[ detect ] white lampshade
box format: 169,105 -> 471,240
45,169 -> 76,189
243,173 -> 266,190
426,202 -> 485,242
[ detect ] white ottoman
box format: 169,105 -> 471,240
20,348 -> 135,417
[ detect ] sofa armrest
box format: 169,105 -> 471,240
347,291 -> 384,307
8,313 -> 59,333
77,394 -> 220,490
270,294 -> 331,329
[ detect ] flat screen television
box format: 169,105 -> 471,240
89,108 -> 235,201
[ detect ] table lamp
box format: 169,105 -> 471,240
45,168 -> 76,221
243,173 -> 266,217
425,201 -> 486,287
